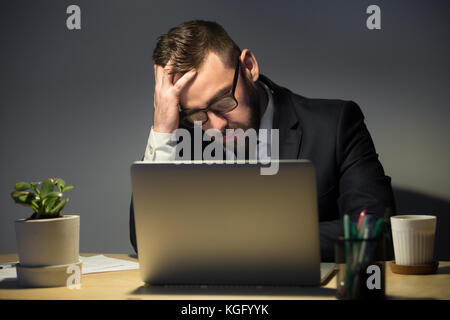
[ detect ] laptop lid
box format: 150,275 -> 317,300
131,160 -> 321,286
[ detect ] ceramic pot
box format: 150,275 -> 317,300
14,215 -> 81,287
15,215 -> 80,266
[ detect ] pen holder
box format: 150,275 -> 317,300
334,236 -> 386,300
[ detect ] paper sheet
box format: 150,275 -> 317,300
79,254 -> 139,274
0,255 -> 139,281
0,263 -> 17,282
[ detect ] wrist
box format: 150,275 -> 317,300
153,123 -> 178,134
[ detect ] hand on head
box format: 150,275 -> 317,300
153,63 -> 197,133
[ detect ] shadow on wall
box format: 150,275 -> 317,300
393,187 -> 450,261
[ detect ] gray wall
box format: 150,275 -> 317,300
1,0 -> 449,258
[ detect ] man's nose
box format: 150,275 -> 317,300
205,111 -> 227,133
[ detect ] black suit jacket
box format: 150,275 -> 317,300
129,75 -> 396,261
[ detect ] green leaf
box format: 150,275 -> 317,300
50,198 -> 69,215
31,182 -> 41,195
62,185 -> 73,192
11,191 -> 30,203
15,182 -> 31,191
40,178 -> 54,198
30,200 -> 39,212
44,197 -> 59,214
55,178 -> 66,191
11,192 -> 38,213
38,201 -> 46,215
43,192 -> 62,199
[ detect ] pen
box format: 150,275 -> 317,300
358,227 -> 370,265
343,214 -> 351,296
358,215 -> 367,239
354,224 -> 374,296
351,222 -> 358,265
365,218 -> 384,264
372,218 -> 384,238
351,222 -> 358,239
357,210 -> 366,231
344,214 -> 350,239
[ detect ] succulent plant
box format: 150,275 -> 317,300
11,178 -> 73,219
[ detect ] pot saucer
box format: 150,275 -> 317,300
16,260 -> 82,288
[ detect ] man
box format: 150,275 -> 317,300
130,20 -> 396,261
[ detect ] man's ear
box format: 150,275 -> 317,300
240,49 -> 260,83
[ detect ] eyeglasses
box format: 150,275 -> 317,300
179,59 -> 240,128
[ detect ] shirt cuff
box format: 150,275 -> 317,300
143,126 -> 177,161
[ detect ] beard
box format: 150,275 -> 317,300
241,74 -> 261,131
202,72 -> 263,159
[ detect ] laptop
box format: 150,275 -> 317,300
131,160 -> 335,286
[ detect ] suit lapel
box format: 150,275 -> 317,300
259,75 -> 303,159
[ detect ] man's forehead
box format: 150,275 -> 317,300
177,52 -> 235,109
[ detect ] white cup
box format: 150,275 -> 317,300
390,215 -> 437,265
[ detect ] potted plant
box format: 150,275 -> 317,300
11,178 -> 81,287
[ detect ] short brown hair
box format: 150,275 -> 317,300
152,20 -> 241,74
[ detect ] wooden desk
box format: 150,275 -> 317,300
1,254 -> 449,300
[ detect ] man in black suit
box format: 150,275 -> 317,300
130,20 -> 395,261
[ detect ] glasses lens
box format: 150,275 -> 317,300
184,111 -> 207,126
210,97 -> 237,114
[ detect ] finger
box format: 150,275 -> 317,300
162,66 -> 174,88
173,69 -> 197,96
155,65 -> 164,90
154,64 -> 160,83
163,62 -> 175,85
